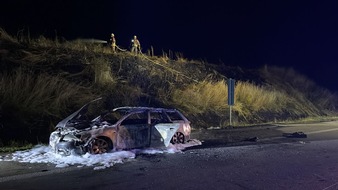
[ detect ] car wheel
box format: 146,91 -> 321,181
89,137 -> 112,154
171,132 -> 185,144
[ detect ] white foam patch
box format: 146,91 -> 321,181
2,139 -> 201,170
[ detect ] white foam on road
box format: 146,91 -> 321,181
1,139 -> 201,170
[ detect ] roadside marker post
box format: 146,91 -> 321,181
227,78 -> 235,127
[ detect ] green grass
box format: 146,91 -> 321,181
0,142 -> 34,153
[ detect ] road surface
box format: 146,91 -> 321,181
1,121 -> 338,190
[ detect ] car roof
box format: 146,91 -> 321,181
112,107 -> 178,113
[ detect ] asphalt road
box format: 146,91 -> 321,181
1,121 -> 338,190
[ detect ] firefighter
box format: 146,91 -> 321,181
110,33 -> 116,53
131,35 -> 141,54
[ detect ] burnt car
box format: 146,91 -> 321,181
49,98 -> 191,155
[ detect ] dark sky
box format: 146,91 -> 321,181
1,0 -> 338,92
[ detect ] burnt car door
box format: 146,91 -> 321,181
116,111 -> 151,149
149,110 -> 180,147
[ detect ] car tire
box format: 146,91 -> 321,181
88,137 -> 113,154
171,132 -> 185,144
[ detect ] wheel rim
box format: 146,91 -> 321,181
90,138 -> 109,154
171,132 -> 185,144
177,132 -> 185,143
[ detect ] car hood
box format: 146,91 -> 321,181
55,98 -> 102,128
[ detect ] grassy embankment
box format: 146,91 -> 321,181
0,28 -> 337,147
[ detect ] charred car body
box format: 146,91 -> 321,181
49,98 -> 191,156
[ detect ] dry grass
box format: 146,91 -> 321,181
171,80 -> 228,115
170,75 -> 334,126
0,67 -> 98,144
170,79 -> 285,121
91,57 -> 117,85
0,28 -> 18,44
234,81 -> 286,119
0,68 -> 96,120
260,65 -> 337,115
1,27 -> 337,136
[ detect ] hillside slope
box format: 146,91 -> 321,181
0,28 -> 337,144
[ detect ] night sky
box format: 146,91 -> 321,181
1,0 -> 338,92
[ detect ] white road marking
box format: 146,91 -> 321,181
306,128 -> 338,135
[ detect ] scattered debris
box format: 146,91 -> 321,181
283,132 -> 307,138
